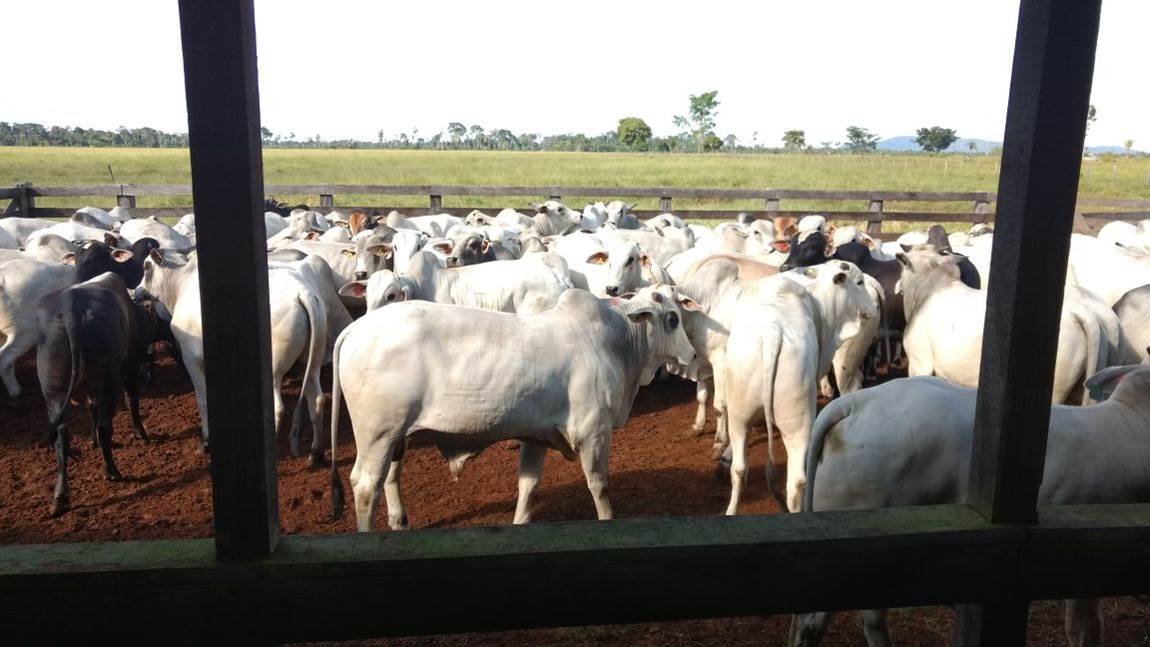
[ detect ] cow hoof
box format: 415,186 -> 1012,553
200,441 -> 210,454
389,514 -> 410,531
688,424 -> 706,437
106,471 -> 124,483
307,451 -> 323,469
134,431 -> 150,443
50,498 -> 69,518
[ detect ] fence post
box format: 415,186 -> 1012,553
548,194 -> 562,202
319,193 -> 334,209
16,183 -> 34,217
867,199 -> 884,236
117,193 -> 137,209
765,198 -> 780,218
429,194 -> 442,212
659,196 -> 672,212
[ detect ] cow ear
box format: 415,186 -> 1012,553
733,228 -> 748,238
112,249 -> 134,263
899,243 -> 914,253
640,254 -> 651,267
586,251 -> 609,265
676,295 -> 703,311
431,241 -> 453,255
783,225 -> 798,238
481,239 -> 490,253
895,252 -> 912,269
369,243 -> 393,258
770,240 -> 791,253
103,233 -> 118,247
824,243 -> 837,258
626,306 -> 656,323
862,236 -> 876,249
1084,365 -> 1141,401
61,252 -> 77,266
337,281 -> 368,299
148,248 -> 164,265
833,272 -> 848,285
339,248 -> 357,257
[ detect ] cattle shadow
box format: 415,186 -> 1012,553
421,465 -> 786,529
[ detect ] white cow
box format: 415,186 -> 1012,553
897,250 -> 1105,403
386,211 -> 464,238
0,259 -> 76,398
795,366 -> 1150,647
27,222 -> 120,248
1115,284 -> 1150,364
1066,233 -> 1150,306
138,252 -> 330,453
328,285 -> 699,530
596,228 -> 692,267
0,218 -> 57,246
722,261 -> 878,514
118,217 -> 194,251
337,250 -> 572,315
553,234 -> 668,297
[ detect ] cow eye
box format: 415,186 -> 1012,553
386,293 -> 395,302
857,279 -> 864,286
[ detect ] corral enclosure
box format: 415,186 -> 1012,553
3,1 -> 1150,646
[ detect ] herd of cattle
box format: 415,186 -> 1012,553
1,198 -> 1149,646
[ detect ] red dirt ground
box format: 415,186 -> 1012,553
1,350 -> 1146,645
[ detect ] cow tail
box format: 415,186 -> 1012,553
329,327 -> 349,520
294,288 -> 328,457
802,397 -> 851,513
48,293 -> 83,444
760,322 -> 788,510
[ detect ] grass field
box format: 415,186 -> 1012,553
2,147 -> 1147,222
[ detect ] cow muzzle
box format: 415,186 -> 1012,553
605,285 -> 621,297
445,256 -> 460,267
354,271 -> 368,281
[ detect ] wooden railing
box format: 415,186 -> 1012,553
4,183 -> 1148,233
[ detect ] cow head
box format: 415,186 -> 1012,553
778,232 -> 833,272
621,285 -> 698,379
603,241 -> 648,298
445,234 -> 492,268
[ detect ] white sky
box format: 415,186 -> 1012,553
4,1 -> 1147,148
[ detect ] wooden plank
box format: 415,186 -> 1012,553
659,196 -> 672,212
0,505 -> 1021,643
957,0 -> 1102,643
30,184 -> 999,203
1076,197 -> 1150,208
2,503 -> 1149,644
867,199 -> 884,235
178,0 -> 278,561
1079,210 -> 1150,220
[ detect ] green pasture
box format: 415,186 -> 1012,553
2,147 -> 1146,232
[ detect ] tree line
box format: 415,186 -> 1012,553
2,95 -> 1117,154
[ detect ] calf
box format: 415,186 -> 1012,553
445,232 -> 516,267
328,285 -> 698,530
68,238 -> 161,287
36,272 -> 156,516
795,366 -> 1150,647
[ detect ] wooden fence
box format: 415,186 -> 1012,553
3,182 -> 1148,235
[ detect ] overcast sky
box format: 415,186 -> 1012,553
4,1 -> 1147,148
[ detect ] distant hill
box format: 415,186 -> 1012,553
877,136 -> 1141,155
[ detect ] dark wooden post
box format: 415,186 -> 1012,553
429,194 -> 442,212
319,193 -> 334,209
867,199 -> 884,236
765,198 -> 779,214
974,199 -> 991,220
178,0 -> 279,562
956,0 -> 1101,643
117,193 -> 136,209
13,182 -> 35,217
659,196 -> 672,212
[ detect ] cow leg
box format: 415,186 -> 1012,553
94,391 -> 123,482
308,388 -> 326,467
1065,598 -> 1103,647
577,430 -> 613,521
383,441 -> 409,531
860,609 -> 893,647
513,440 -> 548,524
349,434 -> 401,532
725,415 -> 750,516
87,398 -> 100,448
690,377 -> 711,435
184,354 -> 210,451
123,379 -> 148,442
788,612 -> 834,646
51,424 -> 71,517
0,329 -> 36,401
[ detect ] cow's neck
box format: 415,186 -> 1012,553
148,261 -> 197,319
604,303 -> 655,425
804,288 -> 841,375
901,266 -> 959,324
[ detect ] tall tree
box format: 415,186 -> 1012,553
447,122 -> 466,148
782,129 -> 806,151
844,126 -> 879,153
1124,139 -> 1135,154
1086,104 -> 1097,132
914,126 -> 958,153
673,90 -> 720,153
616,117 -> 652,151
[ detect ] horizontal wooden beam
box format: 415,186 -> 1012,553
29,184 -> 998,202
1,504 -> 1148,643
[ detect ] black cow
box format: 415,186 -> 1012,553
445,233 -> 517,267
264,198 -> 309,217
70,238 -> 161,287
36,272 -> 157,517
778,232 -> 833,272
